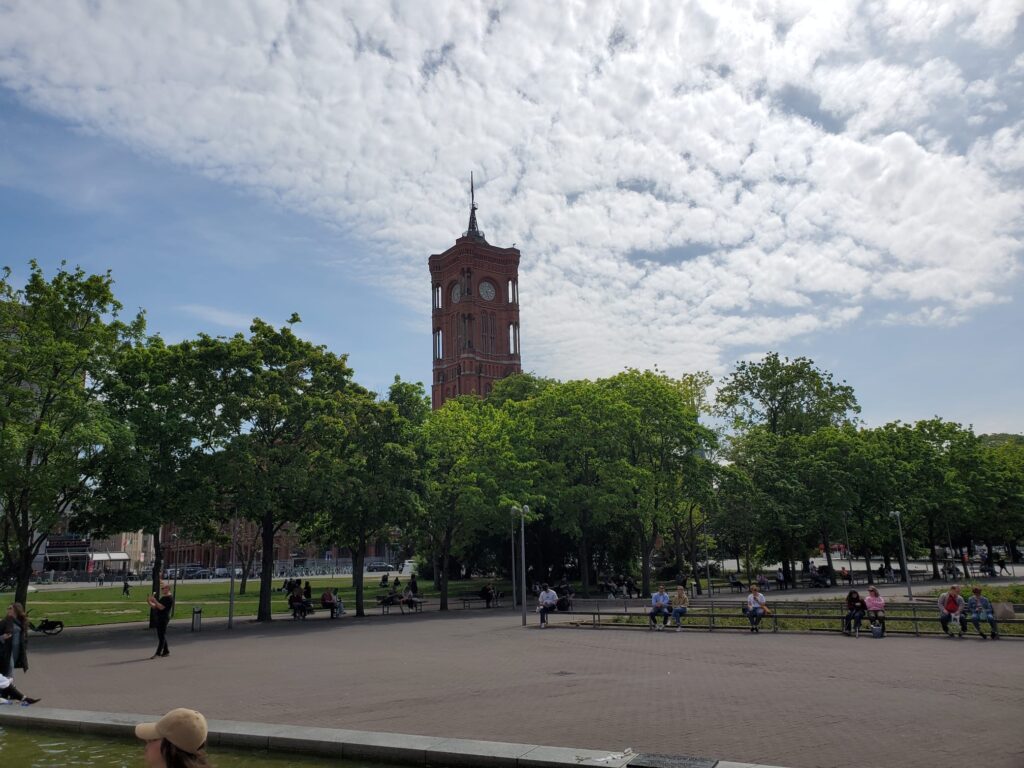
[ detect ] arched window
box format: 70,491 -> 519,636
433,284 -> 442,310
433,329 -> 443,360
508,322 -> 519,355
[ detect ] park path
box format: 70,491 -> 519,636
15,606 -> 1024,768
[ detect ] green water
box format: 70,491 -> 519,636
0,725 -> 357,766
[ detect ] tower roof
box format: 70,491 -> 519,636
464,172 -> 487,243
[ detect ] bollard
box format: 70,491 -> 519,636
191,606 -> 202,633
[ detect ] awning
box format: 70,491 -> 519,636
89,552 -> 130,562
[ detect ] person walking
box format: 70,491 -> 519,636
967,586 -> 999,639
135,708 -> 211,768
746,584 -> 768,633
670,586 -> 689,631
937,584 -> 967,637
1,602 -> 28,680
147,584 -> 174,658
843,590 -> 867,637
649,585 -> 671,630
122,575 -> 132,598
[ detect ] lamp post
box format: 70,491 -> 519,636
889,511 -> 913,600
170,533 -> 179,618
842,510 -> 855,580
228,516 -> 238,630
512,505 -> 528,626
510,517 -> 517,610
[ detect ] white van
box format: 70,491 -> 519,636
400,560 -> 418,576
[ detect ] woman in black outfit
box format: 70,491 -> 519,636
843,590 -> 867,637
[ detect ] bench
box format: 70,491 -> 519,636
458,593 -> 504,609
539,599 -> 1024,638
378,593 -> 428,614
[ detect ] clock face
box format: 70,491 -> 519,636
450,283 -> 462,303
479,281 -> 496,301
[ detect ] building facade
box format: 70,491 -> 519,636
429,179 -> 521,409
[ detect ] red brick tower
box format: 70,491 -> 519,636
430,176 -> 521,409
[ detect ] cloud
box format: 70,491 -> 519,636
178,304 -> 255,331
1,0 -> 1022,380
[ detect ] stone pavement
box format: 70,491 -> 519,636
16,608 -> 1023,768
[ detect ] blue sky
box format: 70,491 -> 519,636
1,2 -> 1022,433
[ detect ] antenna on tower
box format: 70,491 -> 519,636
465,171 -> 485,241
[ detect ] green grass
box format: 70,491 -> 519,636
19,577 -> 514,628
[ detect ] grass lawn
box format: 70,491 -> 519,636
14,577 -> 514,628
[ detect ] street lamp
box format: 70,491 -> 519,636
170,533 -> 179,618
511,504 -> 529,626
889,511 -> 913,600
842,511 -> 855,581
510,516 -> 517,610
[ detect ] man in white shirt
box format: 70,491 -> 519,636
537,584 -> 559,628
746,584 -> 768,633
649,585 -> 671,630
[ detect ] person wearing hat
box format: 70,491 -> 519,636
135,707 -> 210,768
864,585 -> 886,637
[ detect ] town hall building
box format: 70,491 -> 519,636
429,178 -> 521,409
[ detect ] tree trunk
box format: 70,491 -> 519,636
150,530 -> 164,628
352,545 -> 366,617
256,510 -> 275,622
238,546 -> 257,597
14,551 -> 32,608
822,528 -> 836,586
439,531 -> 451,611
927,519 -> 940,579
687,508 -> 702,595
578,537 -> 591,598
863,548 -> 874,585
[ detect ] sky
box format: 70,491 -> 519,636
1,1 -> 1022,433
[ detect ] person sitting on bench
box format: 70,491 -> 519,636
288,586 -> 313,618
649,585 -> 671,630
479,583 -> 495,608
670,586 -> 689,631
967,586 -> 999,639
938,585 -> 967,637
401,587 -> 422,610
537,584 -> 558,628
728,573 -> 745,590
320,588 -> 338,618
864,585 -> 886,637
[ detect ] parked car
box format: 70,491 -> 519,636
365,562 -> 394,572
213,567 -> 243,578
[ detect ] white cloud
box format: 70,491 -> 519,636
0,0 -> 1022,380
178,304 -> 255,331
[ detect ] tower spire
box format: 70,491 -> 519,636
465,171 -> 485,241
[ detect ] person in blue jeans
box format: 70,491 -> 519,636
746,584 -> 767,632
649,585 -> 671,630
670,586 -> 689,631
537,584 -> 559,628
967,586 -> 999,639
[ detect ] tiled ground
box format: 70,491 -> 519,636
18,608 -> 1023,768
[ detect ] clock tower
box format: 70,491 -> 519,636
429,176 -> 521,409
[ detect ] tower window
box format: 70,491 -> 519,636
433,284 -> 442,309
433,329 -> 443,360
508,321 -> 519,355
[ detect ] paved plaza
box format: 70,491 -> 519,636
16,607 -> 1024,768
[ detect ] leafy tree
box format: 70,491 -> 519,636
0,262 -> 142,606
305,379 -> 423,616
716,352 -> 860,436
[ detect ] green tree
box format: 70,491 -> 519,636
0,262 -> 143,606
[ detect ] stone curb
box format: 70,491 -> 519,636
0,706 -> 786,768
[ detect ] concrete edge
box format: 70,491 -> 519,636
0,706 -> 788,768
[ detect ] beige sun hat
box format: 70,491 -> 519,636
135,708 -> 208,753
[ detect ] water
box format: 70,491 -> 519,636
0,725 -> 362,766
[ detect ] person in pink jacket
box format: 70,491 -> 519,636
864,585 -> 886,637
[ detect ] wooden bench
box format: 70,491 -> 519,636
378,594 -> 427,614
458,593 -> 503,609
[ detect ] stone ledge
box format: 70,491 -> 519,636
0,706 -> 782,768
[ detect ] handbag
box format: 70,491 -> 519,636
870,623 -> 883,639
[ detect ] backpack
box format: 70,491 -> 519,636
870,622 -> 883,639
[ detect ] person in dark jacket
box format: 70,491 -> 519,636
843,590 -> 868,636
1,602 -> 28,679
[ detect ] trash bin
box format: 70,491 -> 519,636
191,606 -> 202,633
